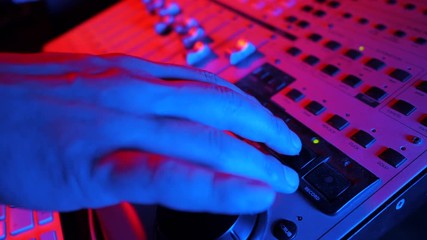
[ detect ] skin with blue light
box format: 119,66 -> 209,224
0,53 -> 301,214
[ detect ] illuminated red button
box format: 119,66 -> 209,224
9,208 -> 34,235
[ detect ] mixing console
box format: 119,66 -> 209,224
45,0 -> 427,239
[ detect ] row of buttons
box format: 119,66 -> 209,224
338,6 -> 427,45
288,41 -> 412,81
284,89 -> 411,168
285,44 -> 413,109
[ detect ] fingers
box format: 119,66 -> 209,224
150,82 -> 301,155
96,151 -> 276,214
107,54 -> 250,97
97,115 -> 299,194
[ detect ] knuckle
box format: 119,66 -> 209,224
210,85 -> 245,117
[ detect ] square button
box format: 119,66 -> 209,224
285,15 -> 298,23
415,37 -> 427,45
391,100 -> 416,116
342,75 -> 362,88
394,30 -> 406,38
327,114 -> 349,131
297,20 -> 310,28
325,40 -> 342,50
305,101 -> 326,115
364,86 -> 388,101
378,148 -> 407,168
308,33 -> 323,42
327,1 -> 341,8
375,23 -> 387,31
322,64 -> 340,76
389,69 -> 412,82
286,46 -> 302,56
301,5 -> 313,12
351,130 -> 376,148
286,89 -> 304,102
365,58 -> 386,70
345,49 -> 362,60
313,10 -> 326,17
416,81 -> 427,94
304,163 -> 351,200
304,55 -> 320,66
421,116 -> 427,127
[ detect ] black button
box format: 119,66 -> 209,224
297,20 -> 310,28
378,148 -> 407,168
414,37 -> 427,45
279,146 -> 317,171
259,72 -> 273,82
404,3 -> 416,10
308,33 -> 323,42
315,0 -> 327,3
301,5 -> 313,12
342,75 -> 362,88
391,100 -> 416,116
286,46 -> 302,56
356,93 -> 380,107
322,64 -> 340,76
394,30 -> 406,38
286,89 -> 304,102
345,49 -> 362,60
342,12 -> 352,18
351,130 -> 376,148
416,81 -> 427,94
303,55 -> 320,66
325,40 -> 341,50
305,163 -> 351,200
327,114 -> 349,131
327,1 -> 340,8
272,219 -> 297,240
389,69 -> 412,82
386,0 -> 397,4
365,86 -> 388,101
375,23 -> 387,31
305,101 -> 326,115
251,66 -> 265,77
313,9 -> 326,17
365,58 -> 386,70
421,115 -> 427,127
285,15 -> 298,23
358,18 -> 369,25
267,78 -> 288,89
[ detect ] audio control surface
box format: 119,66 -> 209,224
45,0 -> 427,239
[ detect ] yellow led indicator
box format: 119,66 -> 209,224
359,46 -> 365,52
312,137 -> 320,144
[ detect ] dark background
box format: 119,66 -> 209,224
0,0 -> 117,52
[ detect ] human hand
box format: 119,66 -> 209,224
0,53 -> 301,214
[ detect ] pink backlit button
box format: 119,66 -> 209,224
227,39 -> 256,65
0,205 -> 4,220
9,208 -> 34,235
186,42 -> 212,65
40,231 -> 57,240
0,220 -> 5,239
37,211 -> 53,225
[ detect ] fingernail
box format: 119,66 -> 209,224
290,131 -> 302,152
283,166 -> 299,192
